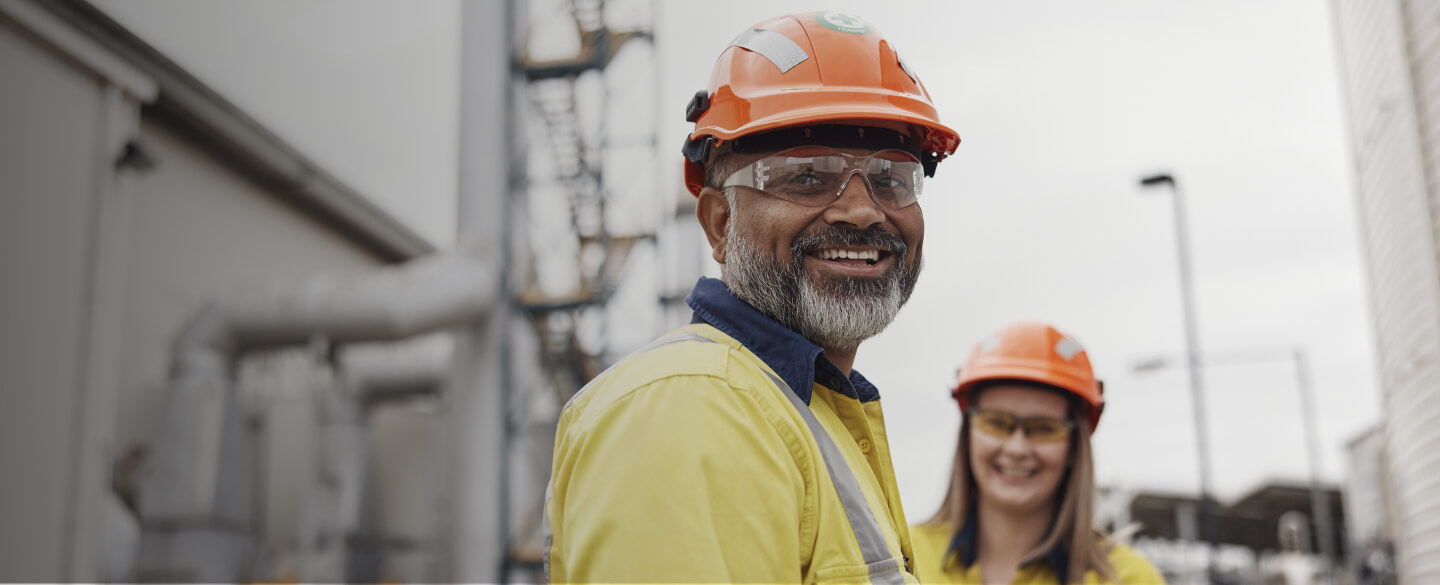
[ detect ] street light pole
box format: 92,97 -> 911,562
1139,173 -> 1220,582
1136,349 -> 1340,584
1294,349 -> 1338,584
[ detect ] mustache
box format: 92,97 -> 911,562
791,225 -> 908,257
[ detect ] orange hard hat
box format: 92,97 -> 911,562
952,322 -> 1106,431
681,11 -> 961,196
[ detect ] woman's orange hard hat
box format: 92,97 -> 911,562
953,321 -> 1106,432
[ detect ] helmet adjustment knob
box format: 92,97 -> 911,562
685,90 -> 710,123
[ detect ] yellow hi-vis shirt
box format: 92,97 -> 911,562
909,522 -> 1167,584
545,324 -> 917,584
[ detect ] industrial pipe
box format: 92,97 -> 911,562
137,254 -> 495,583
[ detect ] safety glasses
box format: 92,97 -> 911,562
721,146 -> 925,209
968,408 -> 1074,444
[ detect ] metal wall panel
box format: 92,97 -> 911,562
2,1 -> 447,580
0,20 -> 106,582
1396,1 -> 1440,581
1333,0 -> 1440,582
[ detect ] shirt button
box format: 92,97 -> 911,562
857,438 -> 872,454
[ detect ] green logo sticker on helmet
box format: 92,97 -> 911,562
816,12 -> 871,35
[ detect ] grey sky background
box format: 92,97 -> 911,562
94,0 -> 1378,519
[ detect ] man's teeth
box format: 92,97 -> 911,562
998,466 -> 1034,478
818,249 -> 880,261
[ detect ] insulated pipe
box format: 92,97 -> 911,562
321,336 -> 452,583
341,334 -> 454,407
449,1 -> 515,582
172,254 -> 492,380
137,254 -> 495,582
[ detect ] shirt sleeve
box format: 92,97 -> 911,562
546,373 -> 811,583
1110,544 -> 1168,585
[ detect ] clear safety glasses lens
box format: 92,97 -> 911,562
722,147 -> 925,209
969,409 -> 1074,444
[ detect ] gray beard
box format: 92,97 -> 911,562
721,216 -> 921,352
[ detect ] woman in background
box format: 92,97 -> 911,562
911,321 -> 1165,584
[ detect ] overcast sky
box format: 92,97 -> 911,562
95,0 -> 1379,519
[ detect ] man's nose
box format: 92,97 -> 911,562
823,171 -> 886,228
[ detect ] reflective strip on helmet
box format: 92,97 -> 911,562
730,28 -> 810,73
895,51 -> 918,84
1054,336 -> 1084,360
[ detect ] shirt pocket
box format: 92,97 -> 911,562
814,557 -> 912,584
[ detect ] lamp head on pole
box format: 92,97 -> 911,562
1139,173 -> 1176,190
1132,356 -> 1170,373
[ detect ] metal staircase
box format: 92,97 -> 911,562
502,0 -> 662,581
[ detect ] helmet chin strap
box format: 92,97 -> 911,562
681,134 -> 717,166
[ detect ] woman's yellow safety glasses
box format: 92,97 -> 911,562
968,408 -> 1075,444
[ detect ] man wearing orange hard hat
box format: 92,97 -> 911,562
546,11 -> 958,583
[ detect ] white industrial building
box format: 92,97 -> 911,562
1,0 -> 686,582
0,0 -> 451,581
1331,0 -> 1440,583
1344,427 -> 1398,582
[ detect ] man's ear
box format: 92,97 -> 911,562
695,186 -> 731,265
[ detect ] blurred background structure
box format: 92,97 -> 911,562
1331,0 -> 1440,583
0,0 -> 1437,584
1,0 -> 695,582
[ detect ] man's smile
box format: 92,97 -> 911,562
804,246 -> 899,278
813,247 -> 884,265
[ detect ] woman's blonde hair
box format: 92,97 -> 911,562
924,381 -> 1117,584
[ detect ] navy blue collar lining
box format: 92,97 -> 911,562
947,509 -> 1069,581
685,277 -> 881,405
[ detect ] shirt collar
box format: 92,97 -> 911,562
947,508 -> 1070,581
685,277 -> 881,405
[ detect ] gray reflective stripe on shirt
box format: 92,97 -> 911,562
641,332 -> 714,351
730,28 -> 810,73
545,332 -> 904,585
669,334 -> 904,583
542,480 -> 553,582
758,367 -> 905,585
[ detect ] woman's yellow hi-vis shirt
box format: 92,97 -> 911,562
909,522 -> 1167,584
545,322 -> 917,584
